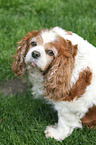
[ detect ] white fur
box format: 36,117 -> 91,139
28,68 -> 44,97
41,30 -> 57,44
25,27 -> 96,141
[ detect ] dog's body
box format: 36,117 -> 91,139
12,27 -> 96,141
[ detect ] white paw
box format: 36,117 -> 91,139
44,125 -> 64,141
45,125 -> 73,141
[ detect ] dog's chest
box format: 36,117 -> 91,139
28,68 -> 44,97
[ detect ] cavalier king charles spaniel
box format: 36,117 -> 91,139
12,27 -> 96,141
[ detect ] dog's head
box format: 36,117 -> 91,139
12,28 -> 78,100
12,30 -> 58,75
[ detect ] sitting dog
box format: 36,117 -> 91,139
12,27 -> 96,141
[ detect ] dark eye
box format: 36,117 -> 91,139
46,50 -> 54,56
31,41 -> 37,46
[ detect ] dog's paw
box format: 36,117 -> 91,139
44,125 -> 64,141
45,125 -> 73,141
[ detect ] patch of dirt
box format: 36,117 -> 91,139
0,77 -> 31,95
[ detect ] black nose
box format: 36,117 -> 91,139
32,51 -> 40,59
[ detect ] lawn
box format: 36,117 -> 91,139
0,0 -> 96,144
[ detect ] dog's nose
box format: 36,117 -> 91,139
32,51 -> 40,59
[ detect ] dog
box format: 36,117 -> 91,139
12,27 -> 96,141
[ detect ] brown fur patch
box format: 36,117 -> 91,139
30,35 -> 43,46
81,106 -> 96,128
12,31 -> 40,76
44,37 -> 78,101
59,67 -> 92,101
65,30 -> 72,35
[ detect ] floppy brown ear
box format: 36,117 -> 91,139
44,38 -> 78,101
12,31 -> 39,76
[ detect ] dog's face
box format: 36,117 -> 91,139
12,29 -> 61,76
25,30 -> 58,72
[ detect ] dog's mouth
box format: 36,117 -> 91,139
26,61 -> 43,73
26,61 -> 37,71
31,62 -> 36,67
27,61 -> 45,74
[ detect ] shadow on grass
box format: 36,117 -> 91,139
0,77 -> 58,125
0,77 -> 31,95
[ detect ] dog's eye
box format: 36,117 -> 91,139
46,50 -> 54,56
31,41 -> 37,46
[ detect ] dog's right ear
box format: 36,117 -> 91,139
12,31 -> 40,76
44,37 -> 78,101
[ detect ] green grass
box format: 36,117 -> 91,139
0,0 -> 96,144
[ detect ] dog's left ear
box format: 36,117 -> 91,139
12,31 -> 39,76
44,37 -> 78,101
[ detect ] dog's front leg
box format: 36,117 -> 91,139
45,109 -> 82,141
